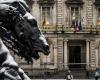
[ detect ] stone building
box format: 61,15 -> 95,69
16,0 -> 100,76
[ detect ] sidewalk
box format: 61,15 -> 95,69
32,79 -> 100,80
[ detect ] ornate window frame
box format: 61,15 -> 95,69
38,0 -> 55,6
38,0 -> 55,26
94,0 -> 100,26
65,0 -> 84,27
65,0 -> 84,6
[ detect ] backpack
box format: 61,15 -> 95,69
95,71 -> 100,77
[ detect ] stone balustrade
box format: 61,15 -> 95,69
41,25 -> 100,33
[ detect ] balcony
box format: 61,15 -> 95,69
41,25 -> 100,34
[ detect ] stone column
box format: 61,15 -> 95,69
86,40 -> 90,70
64,40 -> 68,69
95,48 -> 98,68
54,39 -> 58,68
54,45 -> 58,68
90,40 -> 96,70
99,45 -> 100,66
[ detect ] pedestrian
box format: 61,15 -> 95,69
65,70 -> 73,80
86,70 -> 89,78
95,68 -> 100,80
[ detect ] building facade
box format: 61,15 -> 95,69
16,0 -> 100,75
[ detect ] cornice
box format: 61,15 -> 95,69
37,0 -> 55,5
65,0 -> 84,6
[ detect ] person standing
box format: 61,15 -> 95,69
95,68 -> 100,80
65,70 -> 73,80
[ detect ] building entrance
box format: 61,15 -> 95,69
69,46 -> 81,68
68,40 -> 86,69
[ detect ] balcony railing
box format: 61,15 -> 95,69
41,25 -> 100,33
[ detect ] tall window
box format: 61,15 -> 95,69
65,0 -> 83,28
38,0 -> 55,26
71,7 -> 80,21
69,7 -> 80,26
96,8 -> 100,25
68,6 -> 83,31
41,6 -> 52,26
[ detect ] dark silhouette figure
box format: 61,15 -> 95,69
86,70 -> 89,78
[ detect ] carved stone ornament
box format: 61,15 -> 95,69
65,0 -> 84,6
38,0 -> 55,6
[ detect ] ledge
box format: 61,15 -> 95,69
37,0 -> 55,5
65,0 -> 84,6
